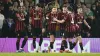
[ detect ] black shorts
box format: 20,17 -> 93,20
32,28 -> 42,37
75,30 -> 82,37
42,31 -> 48,37
60,30 -> 65,37
27,31 -> 33,37
16,30 -> 27,37
64,31 -> 75,38
47,31 -> 56,37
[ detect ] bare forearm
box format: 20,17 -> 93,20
56,20 -> 65,23
88,16 -> 94,20
18,18 -> 25,21
83,20 -> 90,27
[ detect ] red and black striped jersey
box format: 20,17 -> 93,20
75,13 -> 84,31
15,12 -> 25,32
64,12 -> 76,32
75,13 -> 84,24
47,12 -> 58,31
58,12 -> 68,30
29,8 -> 43,28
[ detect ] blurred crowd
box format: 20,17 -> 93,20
0,0 -> 100,38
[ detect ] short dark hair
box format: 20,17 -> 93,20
36,3 -> 41,7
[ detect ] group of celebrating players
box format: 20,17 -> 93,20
15,3 -> 91,53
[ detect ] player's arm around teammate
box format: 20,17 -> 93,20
53,6 -> 70,53
46,7 -> 59,53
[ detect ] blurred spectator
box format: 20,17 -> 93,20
13,1 -> 18,11
2,18 -> 15,37
91,4 -> 97,18
95,1 -> 100,37
0,9 -> 5,37
90,4 -> 98,37
4,0 -> 13,19
0,1 -> 4,15
8,5 -> 15,19
19,0 -> 24,6
24,0 -> 29,11
82,5 -> 94,37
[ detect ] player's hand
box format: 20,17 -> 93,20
19,19 -> 24,21
88,26 -> 91,30
21,19 -> 25,21
42,28 -> 45,33
46,17 -> 49,19
34,18 -> 40,20
53,17 -> 57,21
76,24 -> 79,29
87,32 -> 91,37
